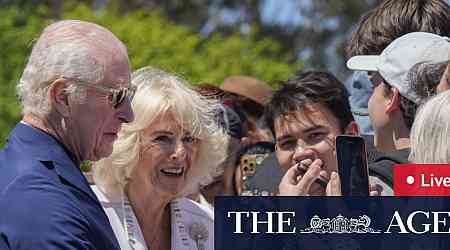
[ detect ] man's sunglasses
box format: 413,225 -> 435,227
62,77 -> 137,108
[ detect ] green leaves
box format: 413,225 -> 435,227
80,161 -> 92,172
0,1 -> 301,147
0,5 -> 48,147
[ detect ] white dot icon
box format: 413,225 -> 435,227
406,176 -> 415,185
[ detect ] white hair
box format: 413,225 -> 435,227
93,67 -> 229,196
17,20 -> 128,118
410,90 -> 450,163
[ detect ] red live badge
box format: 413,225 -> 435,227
394,164 -> 450,196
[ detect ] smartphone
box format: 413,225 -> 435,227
243,153 -> 284,195
335,135 -> 370,196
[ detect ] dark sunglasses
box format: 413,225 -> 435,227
62,77 -> 137,108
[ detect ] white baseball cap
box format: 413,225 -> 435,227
347,32 -> 450,104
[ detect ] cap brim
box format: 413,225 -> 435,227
346,55 -> 380,72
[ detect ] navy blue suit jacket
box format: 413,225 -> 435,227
0,123 -> 120,250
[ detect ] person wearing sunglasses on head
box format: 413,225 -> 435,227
0,20 -> 134,249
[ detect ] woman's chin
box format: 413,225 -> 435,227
157,179 -> 187,198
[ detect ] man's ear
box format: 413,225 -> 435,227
49,79 -> 70,117
436,70 -> 450,93
344,121 -> 359,136
386,88 -> 401,114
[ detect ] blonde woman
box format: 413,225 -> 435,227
410,90 -> 450,163
92,67 -> 228,250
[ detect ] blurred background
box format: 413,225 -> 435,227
0,0 -> 381,146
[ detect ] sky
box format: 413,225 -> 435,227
260,0 -> 304,27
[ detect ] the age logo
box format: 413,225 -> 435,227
299,214 -> 380,234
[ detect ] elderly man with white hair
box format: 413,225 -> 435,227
0,20 -> 134,249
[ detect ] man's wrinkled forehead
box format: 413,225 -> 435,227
37,20 -> 128,59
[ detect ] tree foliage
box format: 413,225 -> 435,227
92,0 -> 380,77
0,1 -> 301,146
0,5 -> 49,146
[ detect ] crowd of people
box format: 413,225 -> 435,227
0,0 -> 449,249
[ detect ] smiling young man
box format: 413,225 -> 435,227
265,70 -> 360,196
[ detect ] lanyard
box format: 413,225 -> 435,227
171,199 -> 195,250
122,192 -> 141,250
121,194 -> 208,250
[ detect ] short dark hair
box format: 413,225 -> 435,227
385,60 -> 449,131
222,92 -> 265,119
265,70 -> 354,135
408,60 -> 450,100
399,97 -> 417,131
346,0 -> 450,58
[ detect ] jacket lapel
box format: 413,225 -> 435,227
14,123 -> 100,204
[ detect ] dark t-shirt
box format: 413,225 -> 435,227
369,148 -> 410,188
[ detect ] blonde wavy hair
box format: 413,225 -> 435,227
93,66 -> 228,196
410,90 -> 450,163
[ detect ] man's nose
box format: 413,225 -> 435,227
292,142 -> 316,163
117,98 -> 134,123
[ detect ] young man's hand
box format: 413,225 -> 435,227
279,159 -> 342,196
